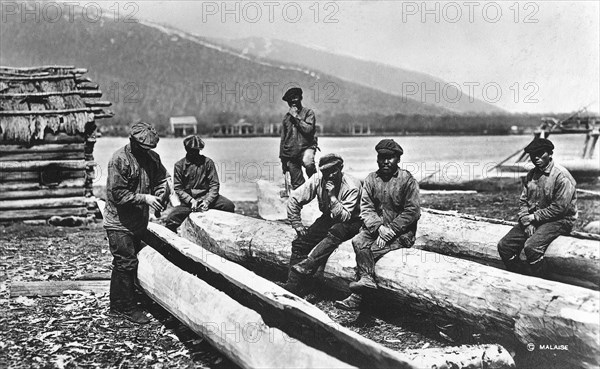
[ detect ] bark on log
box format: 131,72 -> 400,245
0,143 -> 84,152
0,178 -> 86,192
0,207 -> 88,220
0,188 -> 85,200
137,245 -> 356,369
146,223 -> 514,369
0,196 -> 94,210
415,210 -> 600,290
180,211 -> 600,369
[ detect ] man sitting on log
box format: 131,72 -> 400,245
165,135 -> 235,232
336,139 -> 421,311
283,153 -> 363,297
497,138 -> 577,277
104,121 -> 170,324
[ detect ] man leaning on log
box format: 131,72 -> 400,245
283,153 -> 363,297
103,122 -> 170,324
165,135 -> 235,232
497,137 -> 577,277
336,139 -> 421,311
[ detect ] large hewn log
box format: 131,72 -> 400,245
180,211 -> 600,369
0,196 -> 94,210
416,210 -> 600,289
146,223 -> 513,369
137,245 -> 356,369
0,207 -> 88,220
0,188 -> 85,200
0,178 -> 86,192
255,181 -> 600,289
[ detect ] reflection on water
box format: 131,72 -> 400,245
93,135 -> 598,201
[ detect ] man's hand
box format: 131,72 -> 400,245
191,199 -> 200,212
374,236 -> 387,250
199,200 -> 209,212
143,194 -> 164,213
325,181 -> 335,196
294,225 -> 308,237
525,224 -> 536,238
378,225 -> 396,242
288,106 -> 299,118
520,214 -> 535,226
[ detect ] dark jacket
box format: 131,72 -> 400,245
173,154 -> 220,207
279,107 -> 317,159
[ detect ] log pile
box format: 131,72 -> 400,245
0,66 -> 113,222
141,222 -> 515,369
180,210 -> 599,369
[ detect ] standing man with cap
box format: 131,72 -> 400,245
336,139 -> 420,311
280,87 -> 318,189
283,153 -> 362,296
497,137 -> 577,277
104,121 -> 169,324
165,135 -> 235,232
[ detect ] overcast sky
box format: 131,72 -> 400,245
111,1 -> 599,114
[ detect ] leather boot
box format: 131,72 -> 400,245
334,293 -> 362,311
528,258 -> 548,278
292,257 -> 317,276
109,269 -> 150,325
503,256 -> 526,274
282,269 -> 305,296
349,274 -> 378,293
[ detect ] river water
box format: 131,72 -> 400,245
93,135 -> 597,201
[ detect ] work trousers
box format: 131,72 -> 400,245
497,219 -> 572,269
351,228 -> 414,279
290,215 -> 362,269
107,230 -> 144,273
286,148 -> 317,190
165,194 -> 235,232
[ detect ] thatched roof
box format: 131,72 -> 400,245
0,66 -> 113,144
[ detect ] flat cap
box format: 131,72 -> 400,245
319,153 -> 344,172
183,135 -> 205,150
130,121 -> 159,149
375,139 -> 403,155
524,138 -> 554,154
282,87 -> 302,102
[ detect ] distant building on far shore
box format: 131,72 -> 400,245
170,116 -> 198,137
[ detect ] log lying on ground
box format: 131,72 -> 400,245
0,196 -> 94,210
137,245 -> 355,369
0,207 -> 88,221
0,187 -> 85,200
146,223 -> 513,369
416,209 -> 600,290
256,180 -> 600,289
180,211 -> 599,369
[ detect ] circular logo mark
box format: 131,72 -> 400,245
527,343 -> 535,351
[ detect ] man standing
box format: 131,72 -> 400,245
283,154 -> 362,296
335,139 -> 420,311
280,87 -> 318,189
497,138 -> 577,277
165,135 -> 235,232
104,122 -> 169,324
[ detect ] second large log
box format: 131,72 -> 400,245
180,211 -> 600,369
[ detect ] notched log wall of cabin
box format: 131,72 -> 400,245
0,66 -> 113,221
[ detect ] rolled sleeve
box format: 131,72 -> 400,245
330,187 -> 359,222
287,175 -> 319,228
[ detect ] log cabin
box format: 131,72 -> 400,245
0,65 -> 113,222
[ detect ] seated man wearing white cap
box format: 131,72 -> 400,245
165,135 -> 235,232
283,153 -> 362,297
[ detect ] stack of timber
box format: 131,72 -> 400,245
141,222 -> 515,369
179,210 -> 599,369
0,66 -> 113,221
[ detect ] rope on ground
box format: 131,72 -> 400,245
423,208 -> 600,241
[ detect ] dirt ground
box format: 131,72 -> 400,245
1,185 -> 598,368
